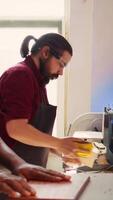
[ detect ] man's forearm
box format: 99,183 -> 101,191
0,138 -> 26,172
6,119 -> 60,150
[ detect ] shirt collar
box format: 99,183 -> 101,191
24,55 -> 46,87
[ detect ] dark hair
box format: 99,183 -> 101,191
20,33 -> 73,58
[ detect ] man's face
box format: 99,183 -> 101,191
39,50 -> 72,83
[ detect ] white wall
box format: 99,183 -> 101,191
64,0 -> 113,132
65,0 -> 93,131
91,0 -> 113,111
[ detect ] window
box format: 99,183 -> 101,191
0,0 -> 64,136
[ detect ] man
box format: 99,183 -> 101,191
0,138 -> 71,197
0,33 -> 87,166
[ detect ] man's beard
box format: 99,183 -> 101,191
39,58 -> 59,84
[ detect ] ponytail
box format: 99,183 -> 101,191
20,35 -> 37,58
20,33 -> 73,58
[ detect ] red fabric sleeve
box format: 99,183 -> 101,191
1,68 -> 34,121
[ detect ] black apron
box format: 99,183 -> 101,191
13,103 -> 57,167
